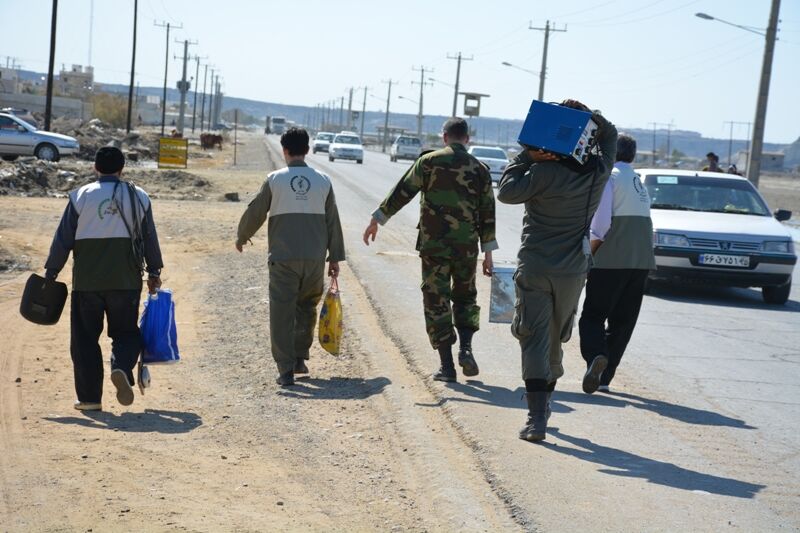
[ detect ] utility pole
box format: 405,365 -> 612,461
206,69 -> 215,131
747,0 -> 780,188
199,63 -> 209,132
412,66 -> 433,138
529,20 -> 567,101
649,122 -> 671,166
154,21 -> 182,135
339,96 -> 344,129
360,86 -> 367,138
382,80 -> 398,152
347,87 -> 354,130
125,0 -> 138,133
174,39 -> 197,136
44,0 -> 58,131
190,55 -> 206,133
447,52 -> 472,117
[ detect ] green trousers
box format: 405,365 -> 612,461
421,254 -> 480,349
268,260 -> 325,374
512,268 -> 585,382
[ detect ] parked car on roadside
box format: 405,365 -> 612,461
468,145 -> 509,182
312,132 -> 335,154
390,135 -> 422,162
329,132 -> 363,164
0,112 -> 79,162
642,168 -> 796,304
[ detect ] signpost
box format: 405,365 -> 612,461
158,137 -> 188,168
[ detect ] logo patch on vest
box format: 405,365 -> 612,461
290,175 -> 311,200
97,198 -> 119,220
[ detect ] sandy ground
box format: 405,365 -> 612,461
0,134 -> 517,531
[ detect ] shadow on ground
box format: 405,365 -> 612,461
44,408 -> 202,433
417,381 -> 753,429
277,376 -> 391,400
647,281 -> 799,312
544,427 -> 765,498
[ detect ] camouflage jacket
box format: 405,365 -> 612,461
372,143 -> 498,257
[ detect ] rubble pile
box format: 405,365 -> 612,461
50,117 -> 161,162
0,158 -> 211,200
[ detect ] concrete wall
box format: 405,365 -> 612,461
0,92 -> 93,121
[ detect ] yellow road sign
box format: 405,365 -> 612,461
158,137 -> 189,168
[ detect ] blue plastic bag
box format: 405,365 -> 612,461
139,289 -> 180,365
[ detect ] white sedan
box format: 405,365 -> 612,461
468,145 -> 508,182
642,169 -> 796,304
329,132 -> 363,164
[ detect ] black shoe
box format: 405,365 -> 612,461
458,346 -> 479,377
433,366 -> 457,382
519,391 -> 548,442
294,359 -> 309,374
583,355 -> 609,395
276,372 -> 295,387
545,391 -> 552,421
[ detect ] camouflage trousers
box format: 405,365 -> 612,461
420,254 -> 480,349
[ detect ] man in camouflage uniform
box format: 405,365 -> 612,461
363,117 -> 497,381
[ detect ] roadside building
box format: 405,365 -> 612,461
736,150 -> 785,173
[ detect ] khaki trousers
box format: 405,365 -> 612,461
512,269 -> 585,382
269,260 -> 325,374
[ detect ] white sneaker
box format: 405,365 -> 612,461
74,401 -> 102,411
110,369 -> 134,406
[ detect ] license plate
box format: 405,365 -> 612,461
699,254 -> 750,267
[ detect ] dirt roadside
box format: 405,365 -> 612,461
0,133 -> 518,532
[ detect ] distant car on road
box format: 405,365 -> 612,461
312,132 -> 335,154
468,145 -> 509,182
390,135 -> 422,162
329,132 -> 363,164
0,112 -> 79,162
642,169 -> 796,304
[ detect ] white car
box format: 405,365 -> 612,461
390,135 -> 422,162
468,145 -> 509,182
329,132 -> 363,164
312,132 -> 334,153
0,112 -> 79,162
642,169 -> 796,304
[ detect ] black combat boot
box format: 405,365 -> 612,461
294,358 -> 309,375
456,328 -> 479,377
276,371 -> 295,387
545,381 -> 557,421
519,391 -> 549,442
433,344 -> 457,382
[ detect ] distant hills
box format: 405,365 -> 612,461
10,68 -> 793,163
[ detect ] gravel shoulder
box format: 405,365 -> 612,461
0,133 -> 517,531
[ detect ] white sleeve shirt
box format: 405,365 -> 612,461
590,178 -> 614,241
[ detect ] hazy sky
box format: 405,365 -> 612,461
1,0 -> 798,142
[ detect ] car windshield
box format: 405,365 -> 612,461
396,137 -> 420,146
644,175 -> 770,216
317,134 -> 333,141
334,135 -> 360,145
471,148 -> 507,160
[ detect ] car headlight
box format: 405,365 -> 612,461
763,241 -> 792,254
655,232 -> 690,248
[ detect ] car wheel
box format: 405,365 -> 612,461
390,155 -> 396,162
762,279 -> 791,305
35,143 -> 59,162
1,155 -> 19,162
357,159 -> 363,164
313,148 -> 317,154
329,156 -> 334,162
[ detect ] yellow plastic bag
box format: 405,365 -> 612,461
318,278 -> 343,355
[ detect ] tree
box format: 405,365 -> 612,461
91,93 -> 127,128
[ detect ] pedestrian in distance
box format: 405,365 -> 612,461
497,99 -> 618,442
363,117 -> 497,382
236,127 -> 345,387
44,146 -> 164,411
703,152 -> 723,172
578,133 -> 655,394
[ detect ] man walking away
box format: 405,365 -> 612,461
45,146 -> 163,411
236,127 -> 345,387
497,99 -> 617,442
579,134 -> 655,393
363,117 -> 497,382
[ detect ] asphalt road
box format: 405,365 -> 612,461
268,137 -> 800,531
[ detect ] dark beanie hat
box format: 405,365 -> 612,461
95,146 -> 125,174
